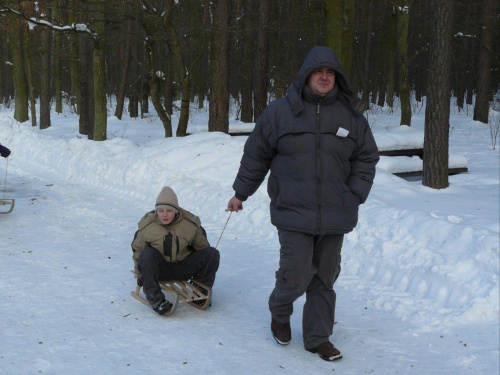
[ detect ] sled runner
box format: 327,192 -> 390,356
1,153 -> 14,214
0,198 -> 14,214
130,271 -> 212,315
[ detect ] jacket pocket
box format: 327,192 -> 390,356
267,175 -> 280,202
342,185 -> 361,207
276,256 -> 297,287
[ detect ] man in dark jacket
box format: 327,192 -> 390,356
227,46 -> 379,361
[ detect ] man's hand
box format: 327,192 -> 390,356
227,196 -> 243,212
137,276 -> 144,287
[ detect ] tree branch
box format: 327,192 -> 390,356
0,2 -> 98,39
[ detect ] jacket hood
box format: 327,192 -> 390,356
286,46 -> 367,115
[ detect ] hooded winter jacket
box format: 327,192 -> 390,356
131,208 -> 209,278
232,46 -> 379,235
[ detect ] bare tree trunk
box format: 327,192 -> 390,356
145,39 -> 172,138
385,3 -> 397,109
128,38 -> 139,119
253,0 -> 270,121
423,0 -> 454,189
39,3 -> 52,130
164,0 -> 192,137
325,0 -> 344,56
54,0 -> 63,114
240,0 -> 254,123
342,0 -> 355,80
361,0 -> 374,104
114,2 -> 132,120
208,0 -> 230,133
20,5 -> 37,127
93,0 -> 107,141
69,0 -> 81,114
473,0 -> 496,123
8,14 -> 29,123
397,0 -> 411,126
79,33 -> 94,138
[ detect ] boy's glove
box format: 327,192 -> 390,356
0,144 -> 11,158
137,277 -> 144,287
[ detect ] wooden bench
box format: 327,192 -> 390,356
379,148 -> 423,158
378,154 -> 468,178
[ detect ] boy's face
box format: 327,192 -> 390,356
157,208 -> 176,225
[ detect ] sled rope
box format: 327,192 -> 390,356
199,210 -> 233,281
215,211 -> 233,248
2,157 -> 8,200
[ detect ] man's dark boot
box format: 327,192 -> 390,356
306,341 -> 342,361
271,319 -> 291,345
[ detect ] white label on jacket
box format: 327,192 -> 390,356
336,127 -> 349,137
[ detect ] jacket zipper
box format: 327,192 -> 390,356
316,101 -> 322,234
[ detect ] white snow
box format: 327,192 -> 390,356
0,102 -> 498,375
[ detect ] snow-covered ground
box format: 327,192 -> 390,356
0,101 -> 498,375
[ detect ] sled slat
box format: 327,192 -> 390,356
0,199 -> 14,214
130,288 -> 179,316
130,271 -> 211,314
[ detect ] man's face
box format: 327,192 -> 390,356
307,67 -> 335,97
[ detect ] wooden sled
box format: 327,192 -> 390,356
130,271 -> 212,315
0,198 -> 14,214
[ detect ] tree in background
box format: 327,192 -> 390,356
7,12 -> 29,123
53,0 -> 63,114
92,0 -> 107,141
397,0 -> 411,126
423,0 -> 454,189
0,0 -> 498,141
21,1 -> 37,127
68,0 -> 81,115
239,0 -> 254,123
473,0 -> 497,124
208,0 -> 230,133
253,0 -> 270,121
39,1 -> 52,130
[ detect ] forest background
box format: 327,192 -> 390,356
0,0 -> 498,188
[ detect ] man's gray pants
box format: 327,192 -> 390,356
269,229 -> 343,350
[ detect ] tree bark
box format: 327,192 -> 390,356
422,0 -> 454,189
54,0 -> 63,114
163,0 -> 192,137
39,3 -> 52,130
20,4 -> 37,127
145,39 -> 172,138
397,0 -> 411,126
385,3 -> 397,109
361,0 -> 374,104
473,0 -> 496,123
325,0 -> 344,56
253,0 -> 270,121
240,0 -> 254,122
208,0 -> 230,133
69,0 -> 81,114
92,0 -> 107,141
7,14 -> 29,123
79,33 -> 94,138
114,2 -> 132,120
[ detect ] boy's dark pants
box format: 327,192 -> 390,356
139,246 -> 220,306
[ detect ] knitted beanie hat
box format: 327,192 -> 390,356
155,186 -> 179,213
